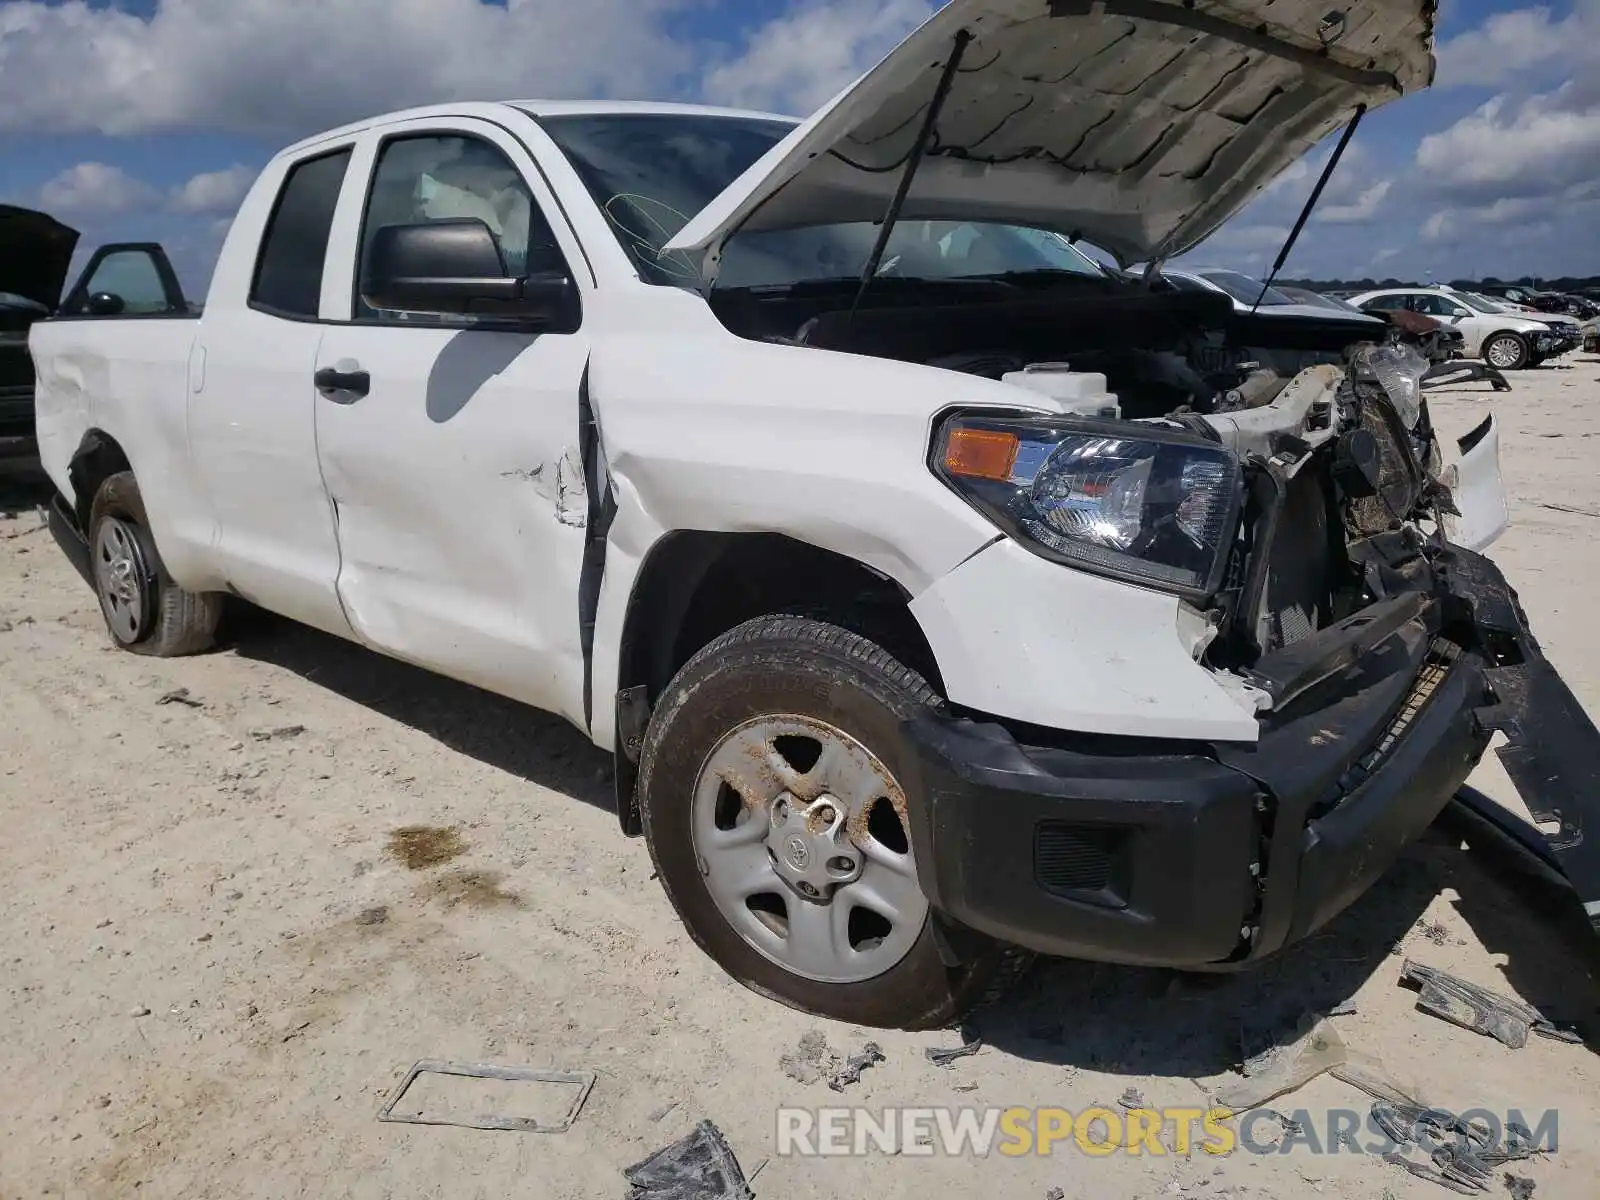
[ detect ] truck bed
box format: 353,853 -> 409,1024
31,315 -> 202,540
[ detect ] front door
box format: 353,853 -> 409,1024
312,120 -> 595,728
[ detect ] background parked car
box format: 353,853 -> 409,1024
1351,286 -> 1565,369
1161,267 -> 1386,330
1,205 -> 79,453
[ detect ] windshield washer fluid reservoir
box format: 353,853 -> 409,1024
1002,362 -> 1121,418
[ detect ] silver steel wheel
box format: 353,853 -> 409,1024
1485,336 -> 1523,369
690,715 -> 927,985
94,515 -> 147,643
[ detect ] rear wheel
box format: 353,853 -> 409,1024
638,615 -> 1030,1029
1483,332 -> 1529,370
89,471 -> 221,656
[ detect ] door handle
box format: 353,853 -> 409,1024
315,366 -> 370,399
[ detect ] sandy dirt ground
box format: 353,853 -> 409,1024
3,358 -> 1599,1200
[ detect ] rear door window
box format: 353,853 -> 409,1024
251,149 -> 353,319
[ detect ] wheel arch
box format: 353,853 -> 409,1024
609,530 -> 945,834
1481,329 -> 1529,367
65,428 -> 133,534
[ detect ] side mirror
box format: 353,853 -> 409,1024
86,292 -> 126,316
361,219 -> 579,330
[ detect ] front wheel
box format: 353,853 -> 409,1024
1483,332 -> 1530,370
638,615 -> 1029,1029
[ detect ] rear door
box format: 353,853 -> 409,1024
310,117 -> 596,728
185,146 -> 357,637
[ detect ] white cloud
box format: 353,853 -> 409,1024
699,0 -> 936,115
1415,87 -> 1600,199
0,0 -> 946,139
1421,211 -> 1453,243
35,162 -> 161,214
1315,179 -> 1392,224
1435,3 -> 1595,89
169,165 -> 257,214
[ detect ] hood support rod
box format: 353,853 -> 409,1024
847,29 -> 973,324
1252,104 -> 1366,313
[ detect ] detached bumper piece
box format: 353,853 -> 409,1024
1447,550 -> 1600,934
901,549 -> 1600,966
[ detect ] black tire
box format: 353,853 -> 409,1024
1482,332 -> 1529,371
637,614 -> 1030,1030
88,471 -> 222,657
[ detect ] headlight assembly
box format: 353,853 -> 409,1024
1361,343 -> 1427,429
934,413 -> 1243,597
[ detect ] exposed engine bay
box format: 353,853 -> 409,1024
715,276 -> 1461,682
712,279 -> 1381,419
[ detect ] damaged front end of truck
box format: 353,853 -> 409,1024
898,335 -> 1600,967
651,0 -> 1600,964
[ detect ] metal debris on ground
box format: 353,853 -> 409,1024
1046,1188 -> 1066,1200
1503,1173 -> 1536,1200
1117,1087 -> 1146,1110
828,1042 -> 885,1092
1262,1109 -> 1303,1137
1416,920 -> 1451,946
925,1029 -> 982,1069
1373,1101 -> 1547,1195
376,1060 -> 596,1133
1399,961 -> 1556,1049
250,724 -> 306,741
624,1119 -> 753,1200
779,1029 -> 834,1085
155,687 -> 204,708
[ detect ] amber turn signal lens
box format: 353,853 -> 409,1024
943,427 -> 1020,481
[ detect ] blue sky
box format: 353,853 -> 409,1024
3,0 -> 1597,292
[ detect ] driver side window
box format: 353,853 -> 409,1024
355,133 -> 568,323
1412,295 -> 1468,318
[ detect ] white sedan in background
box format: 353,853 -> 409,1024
1350,286 -> 1565,369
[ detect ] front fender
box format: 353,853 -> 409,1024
910,538 -> 1263,742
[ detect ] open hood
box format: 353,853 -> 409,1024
0,204 -> 81,312
666,0 -> 1435,275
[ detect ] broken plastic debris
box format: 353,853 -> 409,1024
1373,1101 -> 1546,1195
624,1119 -> 753,1200
828,1042 -> 885,1092
925,1030 -> 982,1069
1117,1087 -> 1146,1110
1504,1173 -> 1536,1200
1215,1020 -> 1347,1113
1400,961 -> 1548,1049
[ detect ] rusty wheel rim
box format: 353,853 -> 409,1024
690,715 -> 926,984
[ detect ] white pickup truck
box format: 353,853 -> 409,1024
27,0 -> 1600,1029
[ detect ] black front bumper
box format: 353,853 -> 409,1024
900,549 -> 1599,968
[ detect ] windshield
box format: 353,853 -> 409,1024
1195,270 -> 1297,307
1460,292 -> 1510,314
536,112 -> 1108,289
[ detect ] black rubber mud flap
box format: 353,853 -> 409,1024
1451,549 -> 1600,933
